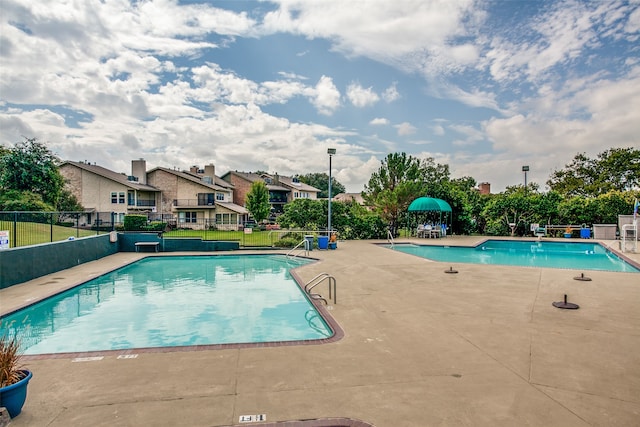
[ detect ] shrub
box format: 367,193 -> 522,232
123,215 -> 148,231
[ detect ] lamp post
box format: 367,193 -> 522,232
522,165 -> 529,189
327,148 -> 336,235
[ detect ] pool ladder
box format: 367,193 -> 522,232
387,229 -> 395,249
304,273 -> 336,305
286,238 -> 310,259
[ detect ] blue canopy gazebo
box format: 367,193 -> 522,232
408,197 -> 452,236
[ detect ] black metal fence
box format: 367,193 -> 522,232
0,211 -> 324,249
0,211 -> 113,248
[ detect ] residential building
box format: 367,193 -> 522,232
146,163 -> 248,230
221,171 -> 320,217
60,159 -> 160,225
60,160 -> 248,230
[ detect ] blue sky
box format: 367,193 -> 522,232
1,0 -> 639,193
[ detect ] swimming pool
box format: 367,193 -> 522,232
388,240 -> 640,272
0,255 -> 335,355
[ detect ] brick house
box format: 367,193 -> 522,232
59,159 -> 161,226
221,171 -> 320,217
146,163 -> 248,230
61,160 -> 248,230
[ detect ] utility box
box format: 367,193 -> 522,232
593,224 -> 616,240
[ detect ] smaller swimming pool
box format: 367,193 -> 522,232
388,240 -> 639,272
0,255 -> 335,355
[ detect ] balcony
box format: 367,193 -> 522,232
173,199 -> 216,208
128,200 -> 156,207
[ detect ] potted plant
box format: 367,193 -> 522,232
564,226 -> 572,238
0,330 -> 32,419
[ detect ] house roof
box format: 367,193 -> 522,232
222,171 -> 319,193
60,161 -> 160,192
216,201 -> 248,214
148,167 -> 233,192
181,169 -> 235,190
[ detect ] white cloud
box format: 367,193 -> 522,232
395,122 -> 417,136
369,118 -> 389,126
346,83 -> 380,108
382,83 -> 400,103
308,75 -> 341,115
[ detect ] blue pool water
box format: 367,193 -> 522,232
389,240 -> 639,272
0,255 -> 333,355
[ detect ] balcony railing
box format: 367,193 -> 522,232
173,199 -> 216,207
128,200 -> 156,207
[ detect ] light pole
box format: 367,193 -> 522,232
327,148 -> 336,235
522,165 -> 529,189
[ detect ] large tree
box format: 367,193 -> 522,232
245,181 -> 271,223
0,137 -> 64,207
296,173 -> 346,199
547,147 -> 640,197
363,153 -> 443,235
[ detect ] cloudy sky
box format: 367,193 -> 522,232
1,0 -> 639,193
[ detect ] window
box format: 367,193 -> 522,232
111,191 -> 126,204
186,212 -> 197,223
197,193 -> 215,205
294,192 -> 299,198
216,192 -> 225,201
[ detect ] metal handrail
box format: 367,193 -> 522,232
387,229 -> 395,248
286,239 -> 309,259
305,273 -> 336,304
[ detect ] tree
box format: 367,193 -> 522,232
245,181 -> 271,223
363,153 -> 426,235
297,173 -> 346,199
547,148 -> 640,197
481,186 -> 535,236
0,137 -> 65,206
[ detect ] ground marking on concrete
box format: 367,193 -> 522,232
239,414 -> 266,423
117,354 -> 139,359
72,356 -> 104,362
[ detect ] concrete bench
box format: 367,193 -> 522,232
135,241 -> 160,252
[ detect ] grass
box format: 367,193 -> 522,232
0,220 -> 99,247
1,220 -> 323,248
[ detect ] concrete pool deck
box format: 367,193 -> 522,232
1,236 -> 639,426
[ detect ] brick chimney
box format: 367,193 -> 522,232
479,182 -> 491,195
203,164 -> 215,184
131,158 -> 147,184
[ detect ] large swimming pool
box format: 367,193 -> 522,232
0,255 -> 334,355
388,240 -> 639,272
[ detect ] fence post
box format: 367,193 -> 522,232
13,211 -> 17,248
50,212 -> 54,243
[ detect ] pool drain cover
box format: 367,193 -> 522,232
553,294 -> 579,310
573,273 -> 592,281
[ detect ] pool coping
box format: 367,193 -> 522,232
3,253 -> 344,361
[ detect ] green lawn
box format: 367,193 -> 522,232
0,220 -> 99,247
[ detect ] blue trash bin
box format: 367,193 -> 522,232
580,228 -> 591,239
318,235 -> 329,250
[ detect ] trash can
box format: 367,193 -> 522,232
580,227 -> 591,239
318,235 -> 329,250
304,235 -> 314,251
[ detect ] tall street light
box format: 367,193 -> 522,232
327,148 -> 336,235
522,165 -> 529,189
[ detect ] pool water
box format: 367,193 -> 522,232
389,240 -> 639,273
0,255 -> 333,355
